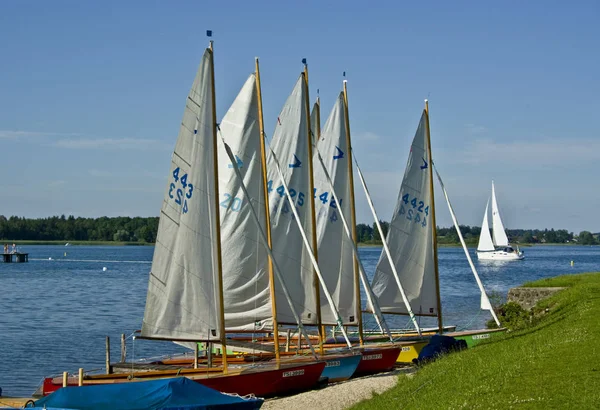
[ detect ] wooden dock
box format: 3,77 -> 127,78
0,396 -> 35,407
2,253 -> 28,263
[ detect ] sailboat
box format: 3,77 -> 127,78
213,59 -> 362,383
215,74 -> 402,377
308,83 -> 402,376
476,182 -> 524,261
41,41 -> 326,398
363,101 -> 504,356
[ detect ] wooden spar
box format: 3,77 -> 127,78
255,57 -> 281,361
63,371 -> 68,387
208,40 -> 228,373
313,97 -> 327,341
78,368 -> 83,386
424,100 -> 443,333
302,62 -> 324,355
342,80 -> 364,346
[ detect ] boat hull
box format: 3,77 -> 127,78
354,346 -> 401,376
476,250 -> 524,260
446,328 -> 507,347
193,361 -> 326,397
320,353 -> 361,382
41,361 -> 326,398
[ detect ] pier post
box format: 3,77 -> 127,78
78,368 -> 83,386
207,342 -> 213,368
105,336 -> 111,374
120,334 -> 126,362
62,372 -> 68,387
285,329 -> 291,352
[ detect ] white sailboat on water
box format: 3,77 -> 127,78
476,182 -> 524,261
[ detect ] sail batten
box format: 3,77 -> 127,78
141,49 -> 222,342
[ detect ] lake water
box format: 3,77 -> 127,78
0,244 -> 598,397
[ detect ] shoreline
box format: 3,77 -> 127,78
5,240 -> 590,248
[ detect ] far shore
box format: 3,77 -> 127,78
4,240 -> 594,248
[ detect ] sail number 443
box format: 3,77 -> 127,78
169,167 -> 194,213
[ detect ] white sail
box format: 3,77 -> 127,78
217,74 -> 272,331
312,93 -> 359,325
266,75 -> 318,325
491,182 -> 509,246
222,140 -> 318,357
477,199 -> 495,251
371,111 -> 438,316
141,49 -> 222,341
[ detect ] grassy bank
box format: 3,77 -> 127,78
354,272 -> 600,409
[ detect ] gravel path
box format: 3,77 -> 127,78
262,367 -> 415,410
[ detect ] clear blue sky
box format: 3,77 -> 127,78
1,0 -> 598,233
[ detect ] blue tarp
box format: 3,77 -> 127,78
413,334 -> 467,365
33,377 -> 263,410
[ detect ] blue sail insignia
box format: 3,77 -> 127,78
289,154 -> 302,168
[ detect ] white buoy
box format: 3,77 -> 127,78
48,257 -> 52,260
103,267 -> 107,272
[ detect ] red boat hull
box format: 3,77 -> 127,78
354,346 -> 401,376
195,361 -> 325,397
42,361 -> 325,398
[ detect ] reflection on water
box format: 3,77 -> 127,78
0,244 -> 598,396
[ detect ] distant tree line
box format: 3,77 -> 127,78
0,215 -> 159,243
0,215 -> 597,246
357,222 -> 598,245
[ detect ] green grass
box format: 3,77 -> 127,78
353,272 -> 600,409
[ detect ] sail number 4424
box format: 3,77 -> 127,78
399,193 -> 428,228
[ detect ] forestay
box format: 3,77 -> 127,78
371,111 -> 438,316
267,75 -> 318,325
312,94 -> 359,325
142,49 -> 222,341
491,182 -> 509,246
477,199 -> 495,251
217,74 -> 272,331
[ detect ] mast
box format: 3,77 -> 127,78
424,100 -> 443,334
302,59 -> 324,354
255,57 -> 280,361
208,38 -> 228,372
314,96 -> 327,341
342,79 -> 364,346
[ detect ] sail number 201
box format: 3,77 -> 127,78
169,167 -> 194,214
399,193 -> 428,228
